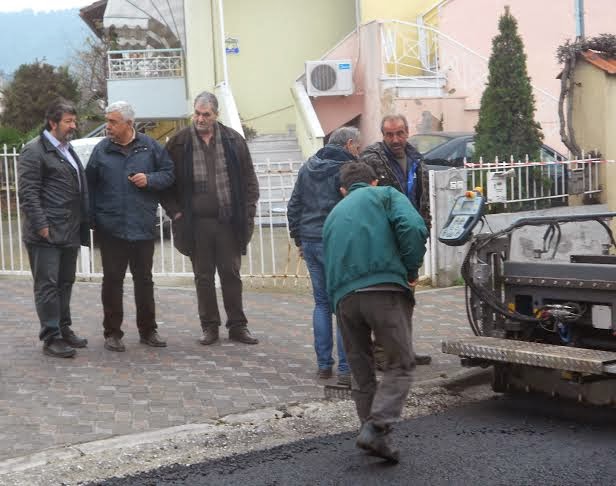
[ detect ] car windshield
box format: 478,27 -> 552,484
408,134 -> 454,154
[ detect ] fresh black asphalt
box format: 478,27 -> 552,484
90,394 -> 616,485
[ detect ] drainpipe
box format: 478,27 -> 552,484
575,0 -> 585,39
217,0 -> 229,86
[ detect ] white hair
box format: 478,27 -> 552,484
105,101 -> 135,122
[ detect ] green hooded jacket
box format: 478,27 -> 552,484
323,183 -> 428,311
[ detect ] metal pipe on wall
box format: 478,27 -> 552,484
575,0 -> 585,39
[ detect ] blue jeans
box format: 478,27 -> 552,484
302,240 -> 349,374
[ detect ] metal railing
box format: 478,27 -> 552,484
379,20 -> 561,142
0,146 -> 309,285
1,144 -> 440,285
461,157 -> 604,208
291,82 -> 325,159
107,49 -> 184,80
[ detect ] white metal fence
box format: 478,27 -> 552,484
5,145 -> 599,285
461,157 -> 604,208
107,49 -> 184,80
0,146 -> 310,286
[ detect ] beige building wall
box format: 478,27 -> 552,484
359,0 -> 436,23
571,62 -> 608,156
221,0 -> 356,134
184,0 -> 216,112
571,59 -> 616,210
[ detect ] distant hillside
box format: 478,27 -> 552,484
0,9 -> 90,76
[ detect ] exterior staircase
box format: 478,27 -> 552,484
247,133 -> 304,171
247,132 -> 304,226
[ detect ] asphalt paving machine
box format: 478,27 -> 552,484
439,189 -> 616,405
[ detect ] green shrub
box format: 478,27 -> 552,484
0,126 -> 24,148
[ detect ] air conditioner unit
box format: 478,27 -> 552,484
305,60 -> 353,97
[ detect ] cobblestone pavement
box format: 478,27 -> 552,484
0,278 -> 471,461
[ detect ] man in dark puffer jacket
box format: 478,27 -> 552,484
287,126 -> 360,387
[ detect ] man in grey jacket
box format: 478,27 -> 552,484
18,99 -> 90,358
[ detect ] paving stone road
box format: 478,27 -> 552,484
0,278 -> 471,461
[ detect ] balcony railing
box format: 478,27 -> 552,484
107,48 -> 184,80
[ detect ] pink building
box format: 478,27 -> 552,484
296,0 -> 615,155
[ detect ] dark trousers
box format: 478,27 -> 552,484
191,217 -> 247,330
99,232 -> 156,339
337,291 -> 414,427
26,244 -> 79,343
374,288 -> 416,363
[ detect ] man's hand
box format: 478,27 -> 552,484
38,227 -> 50,239
128,172 -> 148,188
408,279 -> 417,288
173,212 -> 183,221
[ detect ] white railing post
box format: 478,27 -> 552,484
80,246 -> 91,278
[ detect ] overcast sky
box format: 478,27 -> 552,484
0,0 -> 93,12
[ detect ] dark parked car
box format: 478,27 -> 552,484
408,132 -> 567,169
410,132 -> 569,205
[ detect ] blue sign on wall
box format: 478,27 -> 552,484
226,37 -> 239,55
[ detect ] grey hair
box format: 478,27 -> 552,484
193,91 -> 219,114
380,114 -> 409,133
328,126 -> 360,147
105,101 -> 135,122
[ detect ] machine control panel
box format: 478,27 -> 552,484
439,190 -> 485,246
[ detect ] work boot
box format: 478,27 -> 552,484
43,338 -> 76,358
337,373 -> 352,387
61,327 -> 88,348
356,421 -> 399,463
229,327 -> 259,344
317,368 -> 333,379
140,331 -> 167,347
415,353 -> 432,366
104,336 -> 126,352
199,327 -> 219,345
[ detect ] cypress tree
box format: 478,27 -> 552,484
474,6 -> 543,162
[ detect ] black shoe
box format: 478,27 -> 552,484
61,328 -> 88,348
356,422 -> 399,463
43,338 -> 76,358
199,327 -> 219,345
104,336 -> 126,352
140,331 -> 167,347
415,353 -> 432,365
229,327 -> 259,344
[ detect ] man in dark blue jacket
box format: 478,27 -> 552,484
86,101 -> 174,352
287,126 -> 360,386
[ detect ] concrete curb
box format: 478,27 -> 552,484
324,366 -> 492,399
0,423 -> 218,475
0,366 -> 491,477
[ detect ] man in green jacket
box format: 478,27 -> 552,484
323,162 -> 427,462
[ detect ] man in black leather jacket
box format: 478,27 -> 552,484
18,99 -> 90,358
360,114 -> 432,367
287,126 -> 360,386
